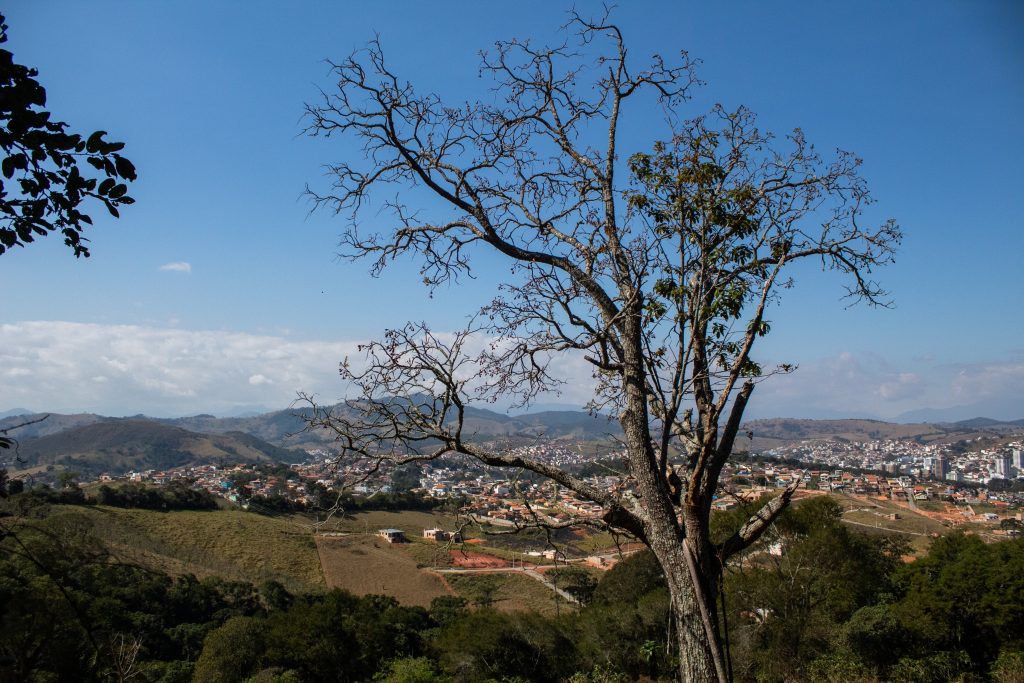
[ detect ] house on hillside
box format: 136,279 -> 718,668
378,528 -> 407,543
423,528 -> 463,543
585,555 -> 619,569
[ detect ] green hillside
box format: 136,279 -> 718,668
65,505 -> 324,592
742,417 -> 996,451
11,419 -> 303,475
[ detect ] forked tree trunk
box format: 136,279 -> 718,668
618,341 -> 728,681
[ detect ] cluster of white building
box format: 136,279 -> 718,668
764,438 -> 1024,485
96,431 -> 1023,528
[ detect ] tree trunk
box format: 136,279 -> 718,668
653,542 -> 727,682
617,313 -> 727,681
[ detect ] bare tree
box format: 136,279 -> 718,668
303,12 -> 899,682
106,632 -> 143,683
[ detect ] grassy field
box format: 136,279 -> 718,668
67,505 -> 325,592
315,534 -> 451,607
914,499 -> 948,513
39,504 -> 613,610
311,508 -> 611,612
827,494 -> 953,555
324,509 -> 620,560
322,509 -> 461,536
445,572 -> 575,616
569,528 -> 619,554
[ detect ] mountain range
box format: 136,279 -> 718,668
2,405 -> 1021,477
2,418 -> 301,477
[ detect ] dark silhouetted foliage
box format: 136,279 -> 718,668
0,14 -> 136,257
95,480 -> 219,510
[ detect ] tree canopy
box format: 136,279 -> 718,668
0,13 -> 136,257
1,492 -> 1021,682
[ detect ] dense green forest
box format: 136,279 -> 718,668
6,480 -> 220,512
0,495 -> 1021,682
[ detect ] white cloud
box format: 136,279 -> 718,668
158,261 -> 192,273
0,321 -> 361,416
746,351 -> 925,419
878,372 -> 924,401
950,360 -> 1024,402
1,322 -> 1018,421
747,351 -> 1024,420
0,321 -> 600,418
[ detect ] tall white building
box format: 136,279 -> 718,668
993,454 -> 1011,478
1012,448 -> 1024,470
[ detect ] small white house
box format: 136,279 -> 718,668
424,528 -> 462,543
378,528 -> 406,543
423,528 -> 450,542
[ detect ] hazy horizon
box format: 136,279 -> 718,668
3,399 -> 1022,426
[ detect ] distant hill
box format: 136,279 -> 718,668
0,408 -> 320,450
947,417 -> 1024,430
460,407 -> 619,440
4,406 -> 1022,466
163,404 -> 621,444
0,412 -> 104,439
163,408 -> 314,446
8,419 -> 303,476
895,399 -> 1024,424
741,417 -> 1024,453
742,418 -> 947,446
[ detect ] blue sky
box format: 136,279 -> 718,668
1,1 -> 1022,421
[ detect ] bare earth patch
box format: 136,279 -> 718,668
448,550 -> 510,568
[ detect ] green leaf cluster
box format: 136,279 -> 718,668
0,13 -> 136,257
